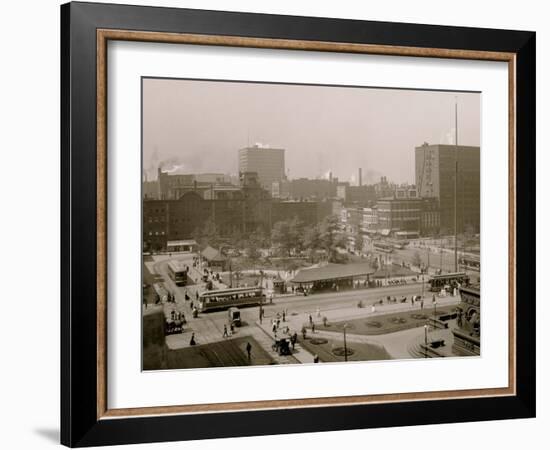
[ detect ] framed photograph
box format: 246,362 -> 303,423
61,1 -> 536,447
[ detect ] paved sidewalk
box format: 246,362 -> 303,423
267,294 -> 460,332
255,319 -> 316,364
255,294 -> 460,361
166,316 -> 302,364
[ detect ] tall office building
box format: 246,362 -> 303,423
238,144 -> 285,191
415,143 -> 480,234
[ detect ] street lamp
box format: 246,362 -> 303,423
424,324 -> 428,358
259,291 -> 264,324
421,266 -> 425,299
433,299 -> 438,322
343,323 -> 349,362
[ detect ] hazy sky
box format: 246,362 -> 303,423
143,78 -> 480,185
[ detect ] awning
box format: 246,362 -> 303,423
167,239 -> 198,247
395,231 -> 419,237
291,262 -> 375,284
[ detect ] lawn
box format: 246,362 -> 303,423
316,305 -> 457,336
299,337 -> 391,363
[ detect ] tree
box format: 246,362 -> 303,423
303,225 -> 322,262
230,228 -> 246,251
203,217 -> 221,248
271,220 -> 293,256
250,226 -> 270,249
319,215 -> 346,262
412,251 -> 422,270
290,216 -> 305,254
271,218 -> 302,256
355,229 -> 364,255
245,229 -> 263,266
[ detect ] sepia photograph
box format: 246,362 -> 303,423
141,77 -> 481,370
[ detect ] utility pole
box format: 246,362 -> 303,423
427,247 -> 430,272
454,99 -> 459,273
229,257 -> 233,288
343,323 -> 348,362
440,239 -> 443,273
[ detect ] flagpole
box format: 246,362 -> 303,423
454,99 -> 458,273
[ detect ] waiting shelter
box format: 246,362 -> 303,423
291,262 -> 375,293
201,246 -> 228,271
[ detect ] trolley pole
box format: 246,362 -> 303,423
422,272 -> 430,301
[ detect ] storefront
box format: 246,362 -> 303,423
166,239 -> 198,253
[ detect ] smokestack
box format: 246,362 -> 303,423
358,168 -> 362,187
329,171 -> 333,182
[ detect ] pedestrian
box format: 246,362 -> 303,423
272,321 -> 277,333
276,318 -> 281,329
301,325 -> 307,340
308,314 -> 313,325
432,294 -> 436,303
195,291 -> 199,300
313,354 -> 320,363
421,299 -> 424,310
230,323 -> 234,335
311,322 -> 315,333
291,333 -> 297,350
282,310 -> 286,322
190,301 -> 194,310
223,324 -> 228,338
189,333 -> 196,346
246,342 -> 252,360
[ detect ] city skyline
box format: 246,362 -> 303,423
143,78 -> 480,185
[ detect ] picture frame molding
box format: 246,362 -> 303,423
61,2 -> 535,447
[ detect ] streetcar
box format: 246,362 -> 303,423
428,272 -> 470,292
198,287 -> 265,312
459,254 -> 480,271
167,260 -> 188,286
392,241 -> 408,250
373,241 -> 394,253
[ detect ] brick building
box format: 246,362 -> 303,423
143,172 -> 333,251
415,143 -> 480,233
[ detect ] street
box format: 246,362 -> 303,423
143,252 -> 461,368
